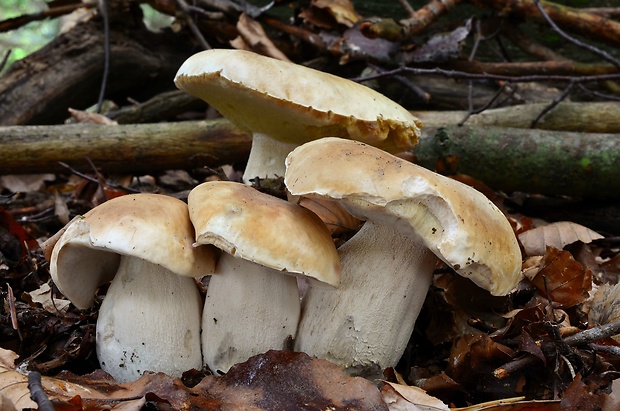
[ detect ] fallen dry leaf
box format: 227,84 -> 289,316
68,108 -> 118,125
381,381 -> 450,411
587,282 -> 620,340
0,349 -> 388,410
232,13 -> 291,62
559,373 -> 604,411
299,0 -> 360,29
602,378 -> 620,411
525,247 -> 593,308
26,283 -> 71,315
193,350 -> 388,410
518,221 -> 604,257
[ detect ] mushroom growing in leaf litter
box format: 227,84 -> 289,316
48,194 -> 218,382
285,137 -> 522,377
174,48 -> 422,183
187,181 -> 340,374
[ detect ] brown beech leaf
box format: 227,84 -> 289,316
518,221 -> 603,257
68,108 -> 118,125
602,378 -> 620,411
587,282 -> 620,340
448,334 -> 514,384
381,381 -> 450,411
194,350 -> 388,411
299,0 -> 360,29
559,374 -> 604,411
232,13 -> 291,62
525,247 -> 593,308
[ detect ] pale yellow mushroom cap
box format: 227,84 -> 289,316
49,194 -> 218,309
285,138 -> 522,296
187,181 -> 341,286
174,49 -> 421,153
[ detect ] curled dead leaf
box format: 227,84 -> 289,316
525,247 -> 593,308
518,221 -> 603,257
381,381 -> 450,411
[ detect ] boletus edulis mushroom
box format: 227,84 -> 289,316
174,49 -> 422,183
48,194 -> 217,382
187,181 -> 340,374
284,138 -> 522,377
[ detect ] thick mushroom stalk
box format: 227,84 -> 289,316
174,49 -> 421,184
48,194 -> 217,382
188,181 -> 340,374
297,221 -> 437,376
202,253 -> 300,374
285,138 -> 522,376
97,256 -> 203,381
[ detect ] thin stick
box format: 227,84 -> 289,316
7,284 -> 18,331
533,0 -> 620,69
176,0 -> 212,50
96,0 -> 110,114
28,372 -> 54,411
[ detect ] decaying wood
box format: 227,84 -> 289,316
1,119 -> 619,201
416,101 -> 620,133
471,0 -> 620,46
0,18 -> 195,125
0,120 -> 251,175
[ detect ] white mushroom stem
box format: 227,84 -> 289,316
294,220 -> 437,377
96,256 -> 203,383
242,132 -> 299,184
202,252 -> 301,374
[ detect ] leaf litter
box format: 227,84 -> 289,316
2,165 -> 620,410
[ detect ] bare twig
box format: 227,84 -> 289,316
578,84 -> 620,102
0,49 -> 11,71
399,0 -> 462,39
354,65 -> 620,85
96,0 -> 110,114
58,162 -> 140,193
397,0 -> 416,18
494,319 -> 620,379
0,1 -> 98,32
176,0 -> 212,50
7,284 -> 18,331
533,0 -> 620,69
28,372 -> 54,411
530,81 -> 575,128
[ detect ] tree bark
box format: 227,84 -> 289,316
0,18 -> 196,125
0,120 -> 251,175
415,101 -> 620,133
414,126 -> 620,200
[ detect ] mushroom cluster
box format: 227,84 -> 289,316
46,49 -> 522,383
47,185 -> 341,381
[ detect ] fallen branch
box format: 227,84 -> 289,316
414,126 -> 620,200
0,120 -> 251,175
416,101 -> 620,133
471,0 -> 620,46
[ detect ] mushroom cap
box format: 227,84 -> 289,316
174,49 -> 421,153
284,138 -> 522,296
50,194 -> 218,309
187,181 -> 341,286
